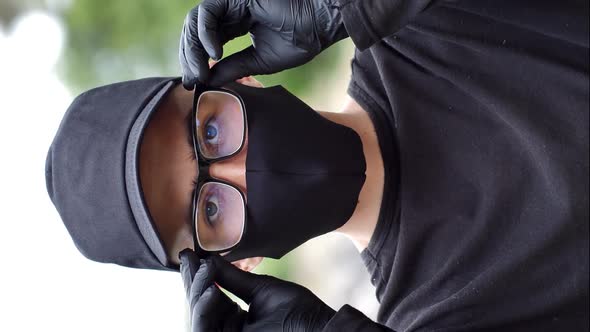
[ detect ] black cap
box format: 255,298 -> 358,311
45,77 -> 181,271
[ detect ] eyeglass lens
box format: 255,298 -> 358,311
195,182 -> 245,251
194,91 -> 246,252
195,90 -> 245,160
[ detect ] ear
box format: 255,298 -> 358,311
231,257 -> 264,272
234,76 -> 264,88
209,59 -> 263,87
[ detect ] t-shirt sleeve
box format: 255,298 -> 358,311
334,0 -> 440,50
323,305 -> 396,331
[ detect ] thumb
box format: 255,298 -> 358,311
198,1 -> 225,60
211,255 -> 266,303
209,46 -> 268,86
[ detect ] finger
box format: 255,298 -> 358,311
179,249 -> 201,293
208,45 -> 268,86
189,258 -> 215,300
182,10 -> 211,85
191,286 -> 219,332
180,9 -> 201,88
198,1 -> 226,60
179,27 -> 197,89
192,285 -> 239,332
211,255 -> 266,303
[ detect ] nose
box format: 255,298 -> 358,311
209,150 -> 247,192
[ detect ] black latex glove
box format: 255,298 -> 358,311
180,251 -> 336,331
179,0 -> 349,89
179,250 -> 245,332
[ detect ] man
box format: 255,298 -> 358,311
176,0 -> 589,331
46,0 -> 588,331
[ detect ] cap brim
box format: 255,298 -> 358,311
125,80 -> 178,269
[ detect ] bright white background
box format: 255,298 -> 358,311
0,12 -> 188,332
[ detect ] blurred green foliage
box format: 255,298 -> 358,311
59,0 -> 348,97
57,0 -> 350,279
59,0 -> 190,93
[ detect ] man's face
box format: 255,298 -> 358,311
139,78 -> 261,266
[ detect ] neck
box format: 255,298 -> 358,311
317,95 -> 385,251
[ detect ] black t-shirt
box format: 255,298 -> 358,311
324,0 -> 589,331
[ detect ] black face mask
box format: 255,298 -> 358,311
222,83 -> 366,261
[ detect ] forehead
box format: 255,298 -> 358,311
139,84 -> 197,263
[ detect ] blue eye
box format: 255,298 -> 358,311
197,117 -> 221,157
206,201 -> 218,217
205,124 -> 217,140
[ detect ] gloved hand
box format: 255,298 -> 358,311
179,0 -> 349,89
180,250 -> 336,331
179,250 -> 245,332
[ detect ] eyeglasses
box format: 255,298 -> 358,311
190,87 -> 247,254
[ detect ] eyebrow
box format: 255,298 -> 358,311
186,189 -> 197,235
184,109 -> 199,231
184,110 -> 195,150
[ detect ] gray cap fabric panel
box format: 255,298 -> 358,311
45,77 -> 179,271
126,80 -> 176,269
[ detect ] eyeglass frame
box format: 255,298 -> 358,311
189,85 -> 248,256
